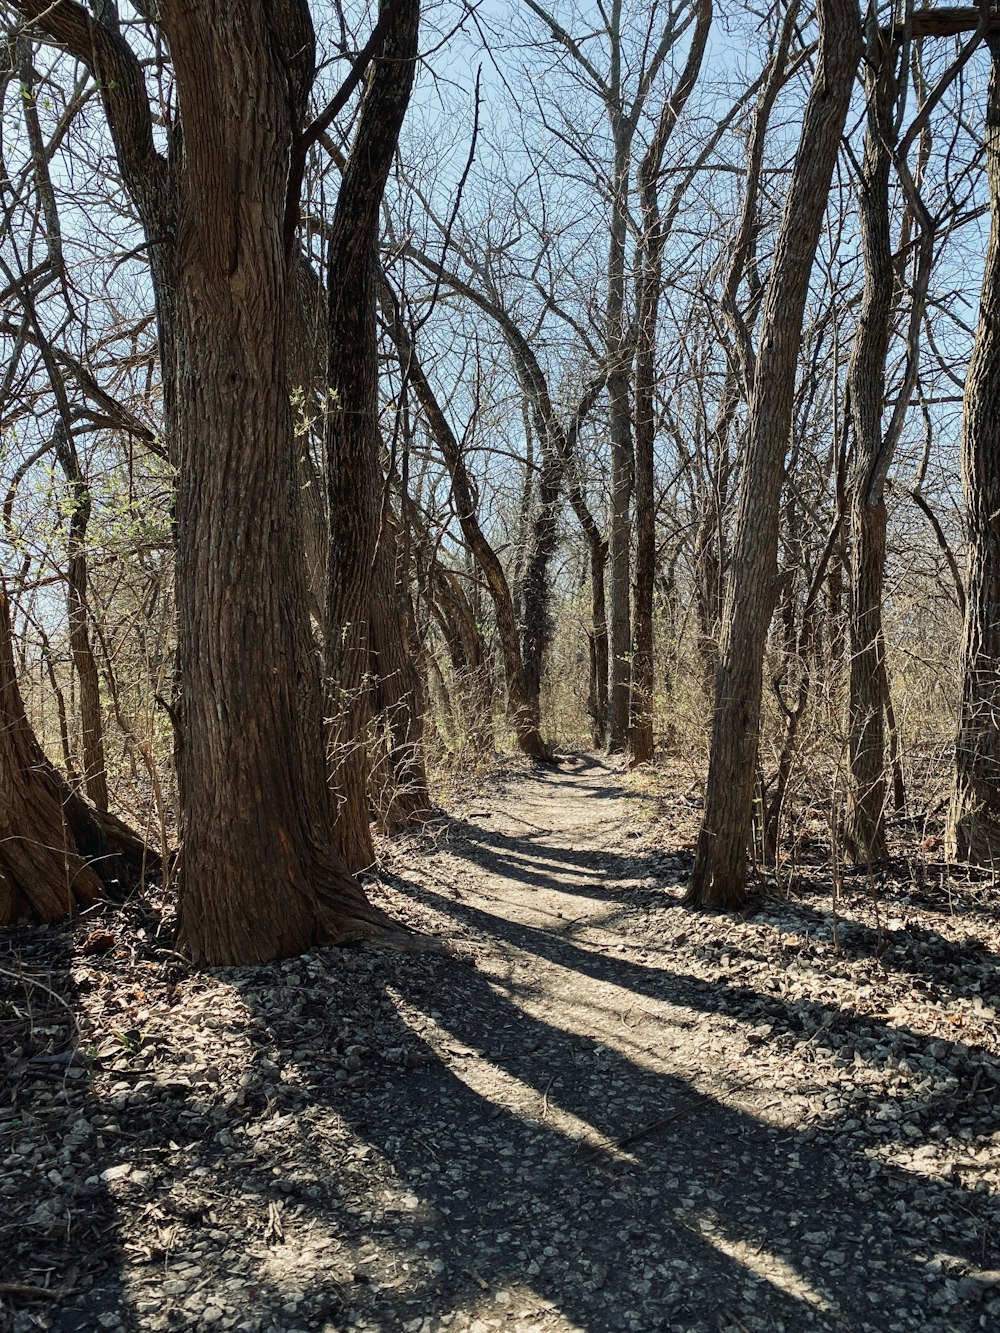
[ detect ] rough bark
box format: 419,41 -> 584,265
686,0 -> 861,909
160,2 -> 393,961
324,0 -> 420,870
605,124 -> 634,754
948,33 -> 1000,864
518,441 -> 563,713
12,0 -> 405,963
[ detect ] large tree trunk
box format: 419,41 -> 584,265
948,33 -> 1000,864
13,0 -> 407,963
0,582 -> 147,924
686,0 -> 860,909
161,3 -> 389,962
324,0 -> 420,870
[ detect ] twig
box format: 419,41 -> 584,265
0,1283 -> 79,1301
577,1107 -> 690,1158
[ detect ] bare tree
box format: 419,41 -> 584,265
948,27 -> 1000,863
686,0 -> 861,910
10,0 -> 401,963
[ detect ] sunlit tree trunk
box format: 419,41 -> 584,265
686,0 -> 860,909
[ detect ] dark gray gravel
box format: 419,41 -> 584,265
1,752 -> 997,1332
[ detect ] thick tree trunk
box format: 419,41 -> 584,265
14,0 -> 398,964
161,3 -> 389,962
0,582 -> 148,924
686,0 -> 860,909
948,35 -> 1000,864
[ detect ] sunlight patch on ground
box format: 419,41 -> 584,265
692,1218 -> 840,1316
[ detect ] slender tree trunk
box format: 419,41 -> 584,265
369,509 -> 431,832
630,0 -> 713,765
844,25 -> 895,865
686,0 -> 860,909
587,533 -> 611,750
630,158 -> 660,766
324,0 -> 419,869
53,427 -> 109,811
518,442 -> 563,715
606,131 -> 634,753
948,34 -> 1000,864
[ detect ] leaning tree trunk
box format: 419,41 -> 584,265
0,581 -> 149,923
948,33 -> 1000,865
324,0 -> 419,870
686,0 -> 860,909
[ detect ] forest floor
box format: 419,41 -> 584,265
1,751 -> 999,1333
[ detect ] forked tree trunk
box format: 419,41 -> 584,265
16,0 -> 404,964
161,3 -> 391,961
0,583 -> 146,924
948,33 -> 1000,864
686,0 -> 860,909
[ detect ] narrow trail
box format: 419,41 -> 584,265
357,752 -> 997,1333
3,753 -> 997,1333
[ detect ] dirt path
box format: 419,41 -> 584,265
2,753 -> 999,1333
